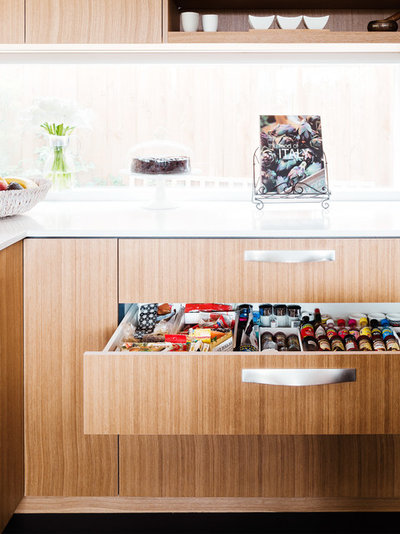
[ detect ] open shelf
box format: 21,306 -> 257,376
164,1 -> 400,44
168,30 -> 400,44
172,0 -> 400,8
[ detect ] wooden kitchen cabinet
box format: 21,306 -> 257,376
119,238 -> 400,303
0,243 -> 24,531
26,0 -> 162,43
24,239 -> 119,496
84,351 -> 400,435
0,0 -> 24,43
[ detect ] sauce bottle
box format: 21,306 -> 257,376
314,308 -> 322,326
315,324 -> 327,340
300,315 -> 315,340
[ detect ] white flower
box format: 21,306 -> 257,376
23,97 -> 93,131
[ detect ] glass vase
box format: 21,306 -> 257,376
44,135 -> 74,190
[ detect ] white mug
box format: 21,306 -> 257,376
202,14 -> 219,32
181,12 -> 200,32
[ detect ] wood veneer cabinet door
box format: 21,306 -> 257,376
24,239 -> 118,496
84,351 -> 400,435
119,238 -> 400,303
26,0 -> 162,43
0,243 -> 23,531
120,435 -> 400,497
0,0 -> 24,43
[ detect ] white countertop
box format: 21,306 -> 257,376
0,200 -> 399,252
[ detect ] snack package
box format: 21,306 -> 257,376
185,304 -> 233,313
185,306 -> 235,325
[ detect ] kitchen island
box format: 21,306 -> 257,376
2,199 -> 400,529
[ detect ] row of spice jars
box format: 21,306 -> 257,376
259,304 -> 301,327
300,313 -> 400,352
261,331 -> 301,352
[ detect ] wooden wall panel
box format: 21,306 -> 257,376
26,0 -> 162,43
0,243 -> 24,531
119,238 -> 400,303
120,435 -> 400,498
0,0 -> 24,43
24,239 -> 118,496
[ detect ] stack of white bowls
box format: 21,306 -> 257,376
248,14 -> 329,30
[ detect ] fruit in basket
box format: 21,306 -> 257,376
0,178 -> 8,191
4,177 -> 38,189
7,182 -> 24,190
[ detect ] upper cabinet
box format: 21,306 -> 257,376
26,0 -> 163,43
0,0 -> 24,43
166,1 -> 400,44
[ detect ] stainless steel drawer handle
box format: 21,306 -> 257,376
244,250 -> 335,263
242,369 -> 356,387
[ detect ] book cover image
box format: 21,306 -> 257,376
260,115 -> 327,195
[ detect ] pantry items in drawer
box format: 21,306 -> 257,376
118,303 -> 235,353
116,303 -> 400,354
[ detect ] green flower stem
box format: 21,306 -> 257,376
48,146 -> 72,189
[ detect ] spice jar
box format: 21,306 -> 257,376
259,304 -> 273,326
331,335 -> 345,351
360,326 -> 372,339
273,304 -> 288,327
358,335 -> 373,351
274,331 -> 287,351
372,337 -> 386,351
287,305 -> 301,327
261,331 -> 277,351
302,336 -> 319,351
385,335 -> 400,351
318,336 -> 331,351
326,325 -> 337,341
287,334 -> 301,352
344,335 -> 358,351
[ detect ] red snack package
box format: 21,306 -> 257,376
185,303 -> 233,313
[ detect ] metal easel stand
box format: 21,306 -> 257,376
252,147 -> 331,211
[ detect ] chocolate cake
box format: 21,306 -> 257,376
131,156 -> 191,175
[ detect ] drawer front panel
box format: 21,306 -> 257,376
83,352 -> 400,435
119,238 -> 400,303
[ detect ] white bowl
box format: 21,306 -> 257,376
303,15 -> 329,30
248,15 -> 275,30
276,15 -> 302,29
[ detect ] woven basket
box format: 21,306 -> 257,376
0,178 -> 51,218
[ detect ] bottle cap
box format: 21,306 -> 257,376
337,319 -> 346,327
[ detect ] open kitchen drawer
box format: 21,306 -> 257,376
84,304 -> 400,436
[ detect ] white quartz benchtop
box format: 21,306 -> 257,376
0,200 -> 399,252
